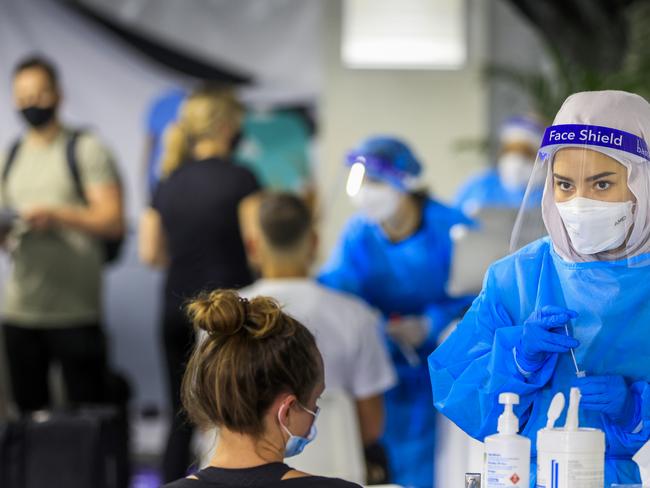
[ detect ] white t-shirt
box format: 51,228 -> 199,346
240,278 -> 397,399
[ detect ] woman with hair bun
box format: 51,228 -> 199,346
138,86 -> 260,482
164,290 -> 360,488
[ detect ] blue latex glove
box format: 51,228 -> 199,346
515,305 -> 579,374
575,375 -> 639,428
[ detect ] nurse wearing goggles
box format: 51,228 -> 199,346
429,90 -> 650,487
320,136 -> 474,488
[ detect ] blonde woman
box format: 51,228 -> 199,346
139,85 -> 259,482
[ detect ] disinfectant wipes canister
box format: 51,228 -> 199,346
536,388 -> 605,488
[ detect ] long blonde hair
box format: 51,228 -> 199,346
161,85 -> 244,178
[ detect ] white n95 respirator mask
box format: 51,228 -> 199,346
556,197 -> 634,255
351,183 -> 402,223
498,153 -> 534,191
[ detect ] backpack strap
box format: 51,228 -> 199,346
2,139 -> 22,185
2,139 -> 22,206
64,129 -> 123,264
65,130 -> 87,204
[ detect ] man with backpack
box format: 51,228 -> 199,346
1,56 -> 124,413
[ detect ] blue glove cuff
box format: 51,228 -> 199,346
513,342 -> 547,375
512,347 -> 533,377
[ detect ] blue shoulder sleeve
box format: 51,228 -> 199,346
453,173 -> 484,208
318,219 -> 365,297
453,170 -> 495,210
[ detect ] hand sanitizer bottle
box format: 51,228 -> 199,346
484,393 -> 530,487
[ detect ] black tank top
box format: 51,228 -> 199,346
196,463 -> 291,485
162,462 -> 360,488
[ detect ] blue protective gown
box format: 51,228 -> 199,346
320,199 -> 475,488
454,168 -> 539,213
429,237 -> 650,487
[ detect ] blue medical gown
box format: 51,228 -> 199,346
429,237 -> 650,487
454,168 -> 540,214
320,199 -> 475,488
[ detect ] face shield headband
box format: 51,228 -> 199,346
344,154 -> 419,195
539,124 -> 650,162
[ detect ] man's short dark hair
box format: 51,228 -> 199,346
259,192 -> 312,250
13,55 -> 59,89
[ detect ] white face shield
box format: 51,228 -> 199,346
511,122 -> 650,265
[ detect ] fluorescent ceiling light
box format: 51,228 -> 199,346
342,0 -> 466,69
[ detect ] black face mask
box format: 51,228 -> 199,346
20,105 -> 56,128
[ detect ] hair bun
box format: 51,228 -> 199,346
186,290 -> 289,340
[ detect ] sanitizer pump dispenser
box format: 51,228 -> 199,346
484,393 -> 531,487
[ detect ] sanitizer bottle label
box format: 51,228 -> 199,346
486,452 -> 527,487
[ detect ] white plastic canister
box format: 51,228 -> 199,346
536,427 -> 605,488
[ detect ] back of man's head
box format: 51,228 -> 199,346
258,192 -> 313,261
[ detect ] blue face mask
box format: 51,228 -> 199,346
279,403 -> 319,458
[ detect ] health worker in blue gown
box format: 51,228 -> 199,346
455,115 -> 545,216
430,90 -> 650,488
319,136 -> 475,488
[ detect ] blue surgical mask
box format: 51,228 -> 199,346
279,404 -> 319,458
